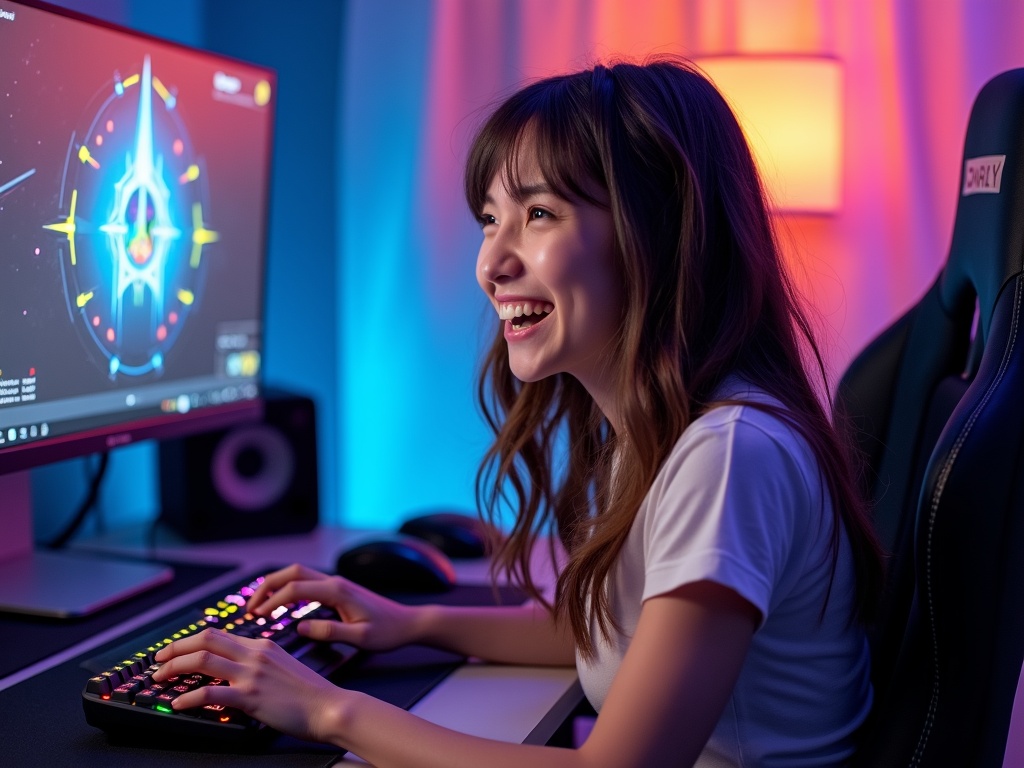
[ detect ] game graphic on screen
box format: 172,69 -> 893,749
0,3 -> 275,448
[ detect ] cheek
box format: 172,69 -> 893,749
602,273 -> 626,317
585,265 -> 626,340
579,248 -> 623,314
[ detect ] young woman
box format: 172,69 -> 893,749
153,56 -> 883,767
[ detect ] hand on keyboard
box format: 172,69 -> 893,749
245,563 -> 420,652
82,573 -> 361,744
152,625 -> 344,743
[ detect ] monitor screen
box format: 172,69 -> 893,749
0,0 -> 276,616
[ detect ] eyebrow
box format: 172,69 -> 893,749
515,182 -> 554,199
483,182 -> 557,206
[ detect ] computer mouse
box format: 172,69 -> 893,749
398,511 -> 493,559
334,535 -> 456,594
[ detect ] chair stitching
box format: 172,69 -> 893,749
909,275 -> 1022,767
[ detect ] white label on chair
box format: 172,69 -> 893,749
963,154 -> 1006,195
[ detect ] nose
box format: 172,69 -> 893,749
476,227 -> 522,289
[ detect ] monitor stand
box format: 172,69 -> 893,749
0,471 -> 174,618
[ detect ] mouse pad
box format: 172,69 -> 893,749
0,571 -> 528,766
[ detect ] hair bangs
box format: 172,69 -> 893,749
465,73 -> 607,217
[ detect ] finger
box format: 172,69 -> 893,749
153,628 -> 215,662
247,581 -> 327,618
247,564 -> 333,612
170,680 -> 243,712
154,627 -> 247,664
152,648 -> 247,684
255,576 -> 365,618
246,563 -> 318,610
296,618 -> 360,644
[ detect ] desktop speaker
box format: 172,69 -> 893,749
159,390 -> 319,541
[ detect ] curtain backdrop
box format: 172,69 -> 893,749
339,0 -> 1024,529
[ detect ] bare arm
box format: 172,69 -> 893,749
408,601 -> 575,665
245,563 -> 574,666
325,580 -> 756,768
156,579 -> 756,768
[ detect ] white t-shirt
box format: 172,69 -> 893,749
575,380 -> 872,767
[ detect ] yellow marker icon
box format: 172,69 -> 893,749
43,188 -> 79,265
254,80 -> 272,107
179,164 -> 200,184
153,76 -> 171,103
77,145 -> 100,169
190,202 -> 219,268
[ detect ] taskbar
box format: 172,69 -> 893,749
0,381 -> 259,452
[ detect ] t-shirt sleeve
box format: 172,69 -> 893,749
640,410 -> 814,625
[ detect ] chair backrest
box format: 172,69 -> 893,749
838,68 -> 1024,768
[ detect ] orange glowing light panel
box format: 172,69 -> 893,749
696,56 -> 843,214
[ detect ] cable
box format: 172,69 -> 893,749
44,451 -> 110,550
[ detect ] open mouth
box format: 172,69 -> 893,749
499,301 -> 553,331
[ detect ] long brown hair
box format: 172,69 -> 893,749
466,56 -> 883,658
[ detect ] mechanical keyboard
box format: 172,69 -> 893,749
81,573 -> 360,744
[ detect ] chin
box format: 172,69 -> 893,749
510,369 -> 545,384
508,360 -> 553,385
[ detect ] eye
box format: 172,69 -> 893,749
477,212 -> 497,229
528,207 -> 553,221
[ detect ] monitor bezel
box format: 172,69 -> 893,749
0,399 -> 264,477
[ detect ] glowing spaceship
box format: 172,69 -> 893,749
42,55 -> 218,378
98,55 -> 182,372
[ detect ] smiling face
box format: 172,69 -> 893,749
475,147 -> 624,420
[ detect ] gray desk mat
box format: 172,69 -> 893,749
0,558 -> 232,679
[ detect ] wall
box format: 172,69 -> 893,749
334,0 -> 1024,530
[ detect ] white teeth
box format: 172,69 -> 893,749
498,301 -> 554,321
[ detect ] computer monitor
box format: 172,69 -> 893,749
0,1 -> 275,616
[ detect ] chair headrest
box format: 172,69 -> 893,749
941,68 -> 1024,347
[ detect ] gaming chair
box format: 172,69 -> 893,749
837,68 -> 1024,767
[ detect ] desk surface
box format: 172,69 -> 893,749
68,523 -> 1024,768
12,524 -> 1024,766
2,524 -> 583,762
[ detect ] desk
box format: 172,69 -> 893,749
0,524 -> 584,763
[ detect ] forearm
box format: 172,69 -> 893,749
408,602 -> 575,666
